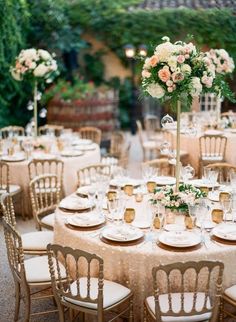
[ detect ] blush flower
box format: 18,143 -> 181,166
158,68 -> 171,82
172,72 -> 184,83
177,55 -> 185,64
149,55 -> 159,67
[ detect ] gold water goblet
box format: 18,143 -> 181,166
219,192 -> 231,202
147,181 -> 156,193
107,190 -> 117,201
135,192 -> 143,202
124,185 -> 133,196
124,208 -> 135,224
211,209 -> 223,224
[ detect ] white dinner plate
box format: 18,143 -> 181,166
196,220 -> 216,230
74,144 -> 97,151
61,150 -> 83,157
71,139 -> 92,146
102,226 -> 144,242
155,176 -> 176,186
2,154 -> 25,162
67,213 -> 105,228
189,179 -> 220,189
208,191 -> 219,202
32,153 -> 56,160
59,196 -> 94,211
164,224 -> 185,232
204,130 -> 223,136
212,223 -> 236,241
159,231 -> 201,248
132,220 -> 150,229
110,178 -> 144,188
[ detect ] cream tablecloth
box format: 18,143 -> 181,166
6,145 -> 100,216
54,195 -> 236,320
172,130 -> 236,174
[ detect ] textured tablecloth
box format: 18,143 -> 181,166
6,145 -> 100,216
54,195 -> 236,320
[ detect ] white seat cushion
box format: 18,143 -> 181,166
64,277 -> 131,309
0,185 -> 21,195
143,141 -> 158,149
24,255 -> 66,283
41,213 -> 55,228
146,292 -> 212,322
22,231 -> 53,250
202,156 -> 223,161
224,285 -> 236,301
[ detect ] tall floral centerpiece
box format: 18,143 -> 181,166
11,49 -> 58,137
142,36 -> 234,191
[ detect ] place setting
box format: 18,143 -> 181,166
59,194 -> 95,213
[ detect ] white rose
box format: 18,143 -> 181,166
33,63 -> 49,77
181,64 -> 191,74
29,61 -> 37,70
154,42 -> 176,62
146,83 -> 165,99
38,49 -> 52,61
167,56 -> 177,70
20,48 -> 39,62
50,60 -> 58,71
10,68 -> 22,81
143,57 -> 151,70
190,77 -> 202,97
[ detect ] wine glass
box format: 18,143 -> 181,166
188,204 -> 199,228
181,164 -> 195,183
230,171 -> 236,192
220,198 -> 232,223
22,139 -> 34,159
209,170 -> 218,194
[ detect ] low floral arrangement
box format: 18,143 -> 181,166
141,37 -> 234,108
151,183 -> 206,213
10,48 -> 58,82
42,76 -> 95,104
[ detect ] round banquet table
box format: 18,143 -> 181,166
5,145 -> 100,216
54,194 -> 236,320
171,130 -> 236,174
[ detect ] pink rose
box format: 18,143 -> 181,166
172,72 -> 184,83
166,80 -> 173,86
158,68 -> 171,82
177,55 -> 185,64
167,86 -> 173,93
149,55 -> 159,67
185,54 -> 190,59
142,70 -> 151,78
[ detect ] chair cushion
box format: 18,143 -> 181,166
64,277 -> 131,309
22,231 -> 54,250
224,285 -> 236,301
143,141 -> 158,149
146,292 -> 212,322
24,255 -> 66,283
41,213 -> 55,228
0,185 -> 21,195
202,156 -> 223,161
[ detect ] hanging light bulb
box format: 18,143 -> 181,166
27,101 -> 33,111
39,108 -> 47,118
161,114 -> 174,129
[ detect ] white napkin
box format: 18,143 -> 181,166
60,196 -> 92,210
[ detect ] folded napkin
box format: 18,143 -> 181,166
70,215 -> 99,226
165,234 -> 191,246
60,196 -> 92,209
105,227 -> 138,241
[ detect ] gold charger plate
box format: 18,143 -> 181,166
157,242 -> 201,252
65,222 -> 105,231
100,235 -> 144,247
211,235 -> 236,245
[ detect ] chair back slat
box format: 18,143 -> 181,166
0,161 -> 10,193
200,135 -> 227,159
79,127 -> 101,145
206,163 -> 236,183
152,260 -> 224,320
1,193 -> 16,227
77,164 -> 111,187
30,174 -> 61,229
47,244 -> 104,310
0,126 -> 24,138
38,124 -> 64,137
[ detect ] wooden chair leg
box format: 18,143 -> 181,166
14,281 -> 21,321
143,303 -> 147,322
129,297 -> 134,322
24,290 -> 31,322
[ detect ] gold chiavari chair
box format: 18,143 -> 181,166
1,193 -> 53,255
109,131 -> 126,159
77,164 -> 111,187
79,126 -> 102,145
206,162 -> 236,183
199,134 -> 227,175
142,158 -> 171,176
0,161 -> 24,218
38,124 -> 64,137
136,120 -> 159,161
144,260 -> 224,322
2,219 -> 66,322
30,174 -> 61,230
221,284 -> 236,321
28,158 -> 64,196
0,125 -> 25,138
47,244 -> 134,322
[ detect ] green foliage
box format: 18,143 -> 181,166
83,50 -> 105,85
42,77 -> 95,104
70,1 -> 236,64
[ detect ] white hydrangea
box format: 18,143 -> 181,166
154,42 -> 177,62
181,64 -> 191,74
190,77 -> 203,97
38,49 -> 52,61
146,83 -> 165,98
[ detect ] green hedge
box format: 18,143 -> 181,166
70,1 -> 236,63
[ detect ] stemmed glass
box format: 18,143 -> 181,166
88,185 -> 97,211
230,171 -> 236,192
188,204 -> 198,228
22,139 -> 34,159
196,199 -> 209,246
181,164 -> 195,183
209,170 -> 218,194
220,197 -> 232,223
